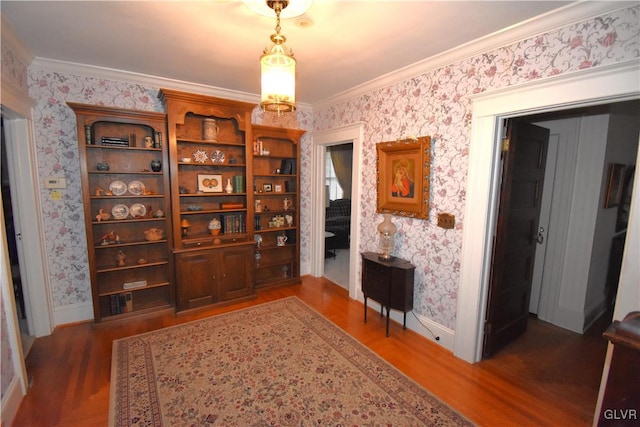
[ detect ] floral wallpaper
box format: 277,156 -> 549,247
1,291 -> 14,399
18,5 -> 640,332
313,5 -> 640,329
1,39 -> 28,93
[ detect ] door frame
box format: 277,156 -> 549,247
1,109 -> 53,339
455,61 -> 640,363
310,123 -> 364,301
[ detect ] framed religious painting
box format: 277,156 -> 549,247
376,136 -> 430,219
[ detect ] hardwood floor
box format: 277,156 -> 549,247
13,276 -> 607,426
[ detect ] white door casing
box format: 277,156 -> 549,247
311,123 -> 364,301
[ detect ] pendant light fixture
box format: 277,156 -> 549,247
260,0 -> 296,113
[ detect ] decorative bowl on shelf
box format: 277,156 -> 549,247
96,162 -> 110,171
144,228 -> 164,241
180,157 -> 192,163
187,205 -> 203,211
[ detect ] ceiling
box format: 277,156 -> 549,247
1,1 -> 574,105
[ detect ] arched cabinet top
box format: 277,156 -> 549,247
159,89 -> 254,130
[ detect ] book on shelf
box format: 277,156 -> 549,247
232,175 -> 245,193
85,125 -> 93,145
221,213 -> 246,234
280,159 -> 296,175
101,136 -> 130,147
109,291 -> 134,314
221,202 -> 244,209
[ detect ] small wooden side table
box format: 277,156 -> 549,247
361,252 -> 415,336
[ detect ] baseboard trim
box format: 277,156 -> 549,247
53,302 -> 93,326
1,376 -> 25,427
365,300 -> 455,352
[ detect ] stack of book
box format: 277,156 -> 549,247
101,136 -> 130,147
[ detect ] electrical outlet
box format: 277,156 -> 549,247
437,213 -> 455,229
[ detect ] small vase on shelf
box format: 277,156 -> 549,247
225,178 -> 233,194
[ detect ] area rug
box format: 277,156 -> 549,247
109,297 -> 473,426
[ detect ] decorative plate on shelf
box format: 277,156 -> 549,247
130,203 -> 147,218
109,181 -> 127,196
211,150 -> 225,164
193,149 -> 208,163
111,204 -> 130,220
128,181 -> 145,196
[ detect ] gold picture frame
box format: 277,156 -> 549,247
197,174 -> 223,193
376,136 -> 430,219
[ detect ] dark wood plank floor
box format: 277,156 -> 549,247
12,276 -> 608,426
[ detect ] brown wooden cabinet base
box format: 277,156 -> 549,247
175,244 -> 255,311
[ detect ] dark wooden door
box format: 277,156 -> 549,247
176,251 -> 217,310
483,120 -> 550,358
219,245 -> 254,300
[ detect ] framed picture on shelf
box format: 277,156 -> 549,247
198,174 -> 223,193
263,183 -> 273,192
376,136 -> 431,219
274,184 -> 282,193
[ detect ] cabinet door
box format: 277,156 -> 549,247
219,245 -> 254,300
362,257 -> 391,305
176,252 -> 217,310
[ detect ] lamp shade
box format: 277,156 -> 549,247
261,34 -> 296,113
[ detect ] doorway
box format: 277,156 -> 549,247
484,101 -> 639,358
456,62 -> 640,364
311,123 -> 363,301
324,143 -> 353,289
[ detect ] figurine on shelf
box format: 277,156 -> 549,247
97,231 -> 120,246
116,250 -> 126,267
95,209 -> 111,222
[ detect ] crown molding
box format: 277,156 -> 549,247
313,1 -> 638,110
29,57 -> 312,113
1,16 -> 35,69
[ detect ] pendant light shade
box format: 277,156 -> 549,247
259,0 -> 296,113
261,33 -> 296,113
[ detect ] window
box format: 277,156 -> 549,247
325,151 -> 343,200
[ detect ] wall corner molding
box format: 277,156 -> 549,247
312,1 -> 636,110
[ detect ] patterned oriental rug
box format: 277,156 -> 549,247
109,297 -> 474,426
